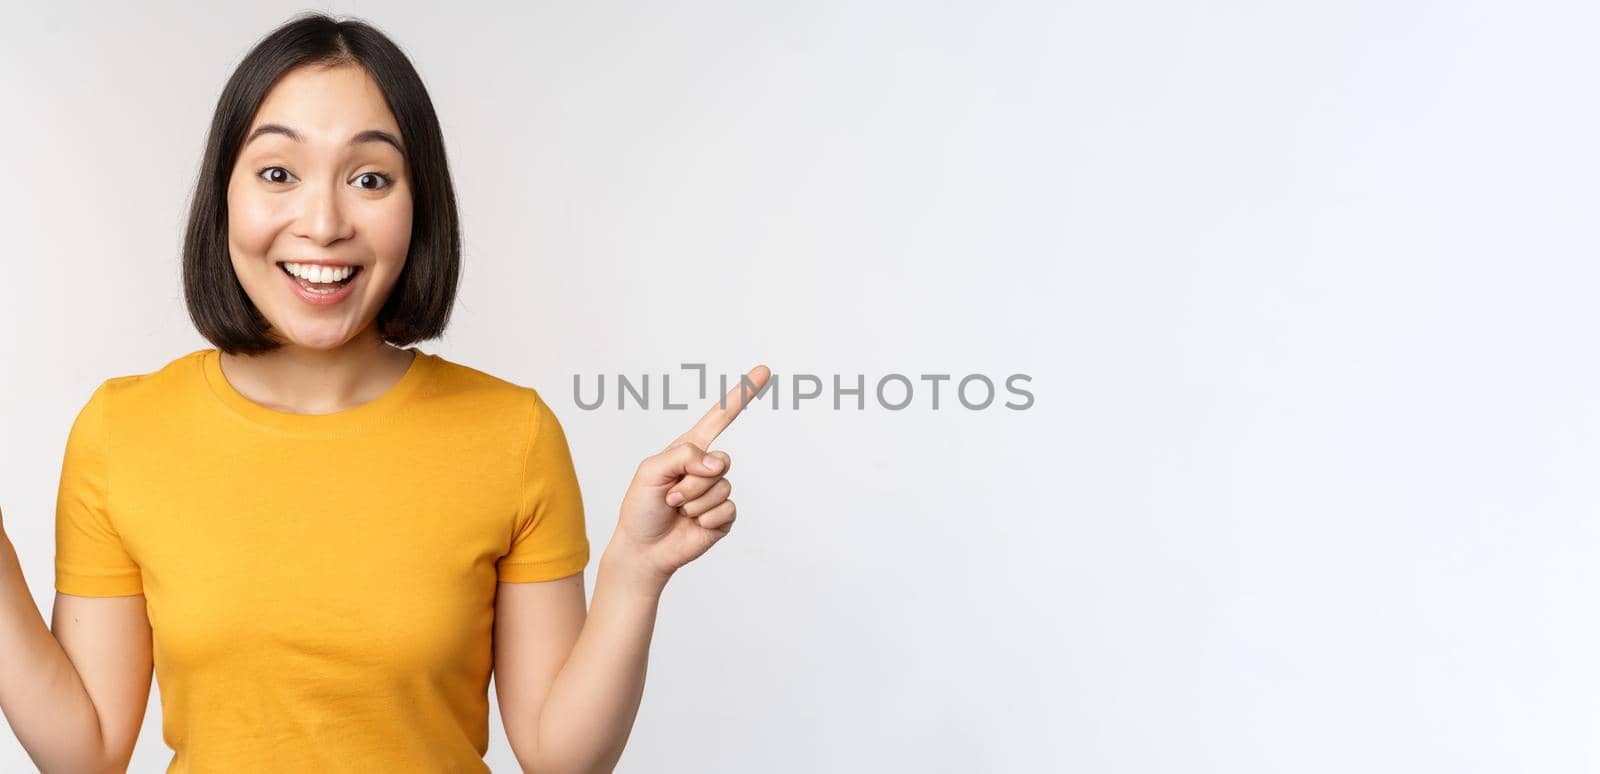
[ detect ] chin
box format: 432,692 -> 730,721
271,324 -> 358,351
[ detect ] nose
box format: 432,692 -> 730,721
292,178 -> 354,245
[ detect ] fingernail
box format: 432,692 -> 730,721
666,491 -> 684,507
702,454 -> 720,471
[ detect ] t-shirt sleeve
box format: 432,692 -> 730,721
54,382 -> 143,597
498,391 -> 590,583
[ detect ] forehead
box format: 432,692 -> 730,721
248,62 -> 401,141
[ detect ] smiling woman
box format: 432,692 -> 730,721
0,9 -> 760,774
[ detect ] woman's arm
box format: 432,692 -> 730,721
499,367 -> 764,772
499,544 -> 666,774
0,518 -> 153,773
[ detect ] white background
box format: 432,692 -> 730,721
1,1 -> 1596,771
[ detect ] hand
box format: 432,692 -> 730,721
613,364 -> 770,587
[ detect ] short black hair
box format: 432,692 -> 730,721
183,11 -> 460,355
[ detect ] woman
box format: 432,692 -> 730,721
0,11 -> 768,772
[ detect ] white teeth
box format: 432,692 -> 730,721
283,262 -> 355,283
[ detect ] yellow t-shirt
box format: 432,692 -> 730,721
52,347 -> 590,772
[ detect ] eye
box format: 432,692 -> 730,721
354,172 -> 393,191
257,166 -> 297,185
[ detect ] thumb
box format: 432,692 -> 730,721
636,442 -> 724,488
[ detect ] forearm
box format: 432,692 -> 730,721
0,536 -> 115,773
531,541 -> 668,774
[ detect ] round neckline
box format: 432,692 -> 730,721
200,346 -> 433,436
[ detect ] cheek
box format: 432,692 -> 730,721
366,196 -> 414,264
226,183 -> 283,256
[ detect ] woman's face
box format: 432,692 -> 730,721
226,62 -> 412,351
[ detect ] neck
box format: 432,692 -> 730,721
217,326 -> 416,415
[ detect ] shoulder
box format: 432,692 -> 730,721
81,349 -> 211,413
420,352 -> 561,429
61,349 -> 209,448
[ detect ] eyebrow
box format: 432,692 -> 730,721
243,123 -> 406,155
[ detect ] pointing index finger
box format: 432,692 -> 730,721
678,364 -> 770,449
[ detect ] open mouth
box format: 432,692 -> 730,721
277,261 -> 363,295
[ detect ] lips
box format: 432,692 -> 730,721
277,261 -> 363,306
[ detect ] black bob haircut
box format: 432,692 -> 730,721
183,12 -> 460,355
